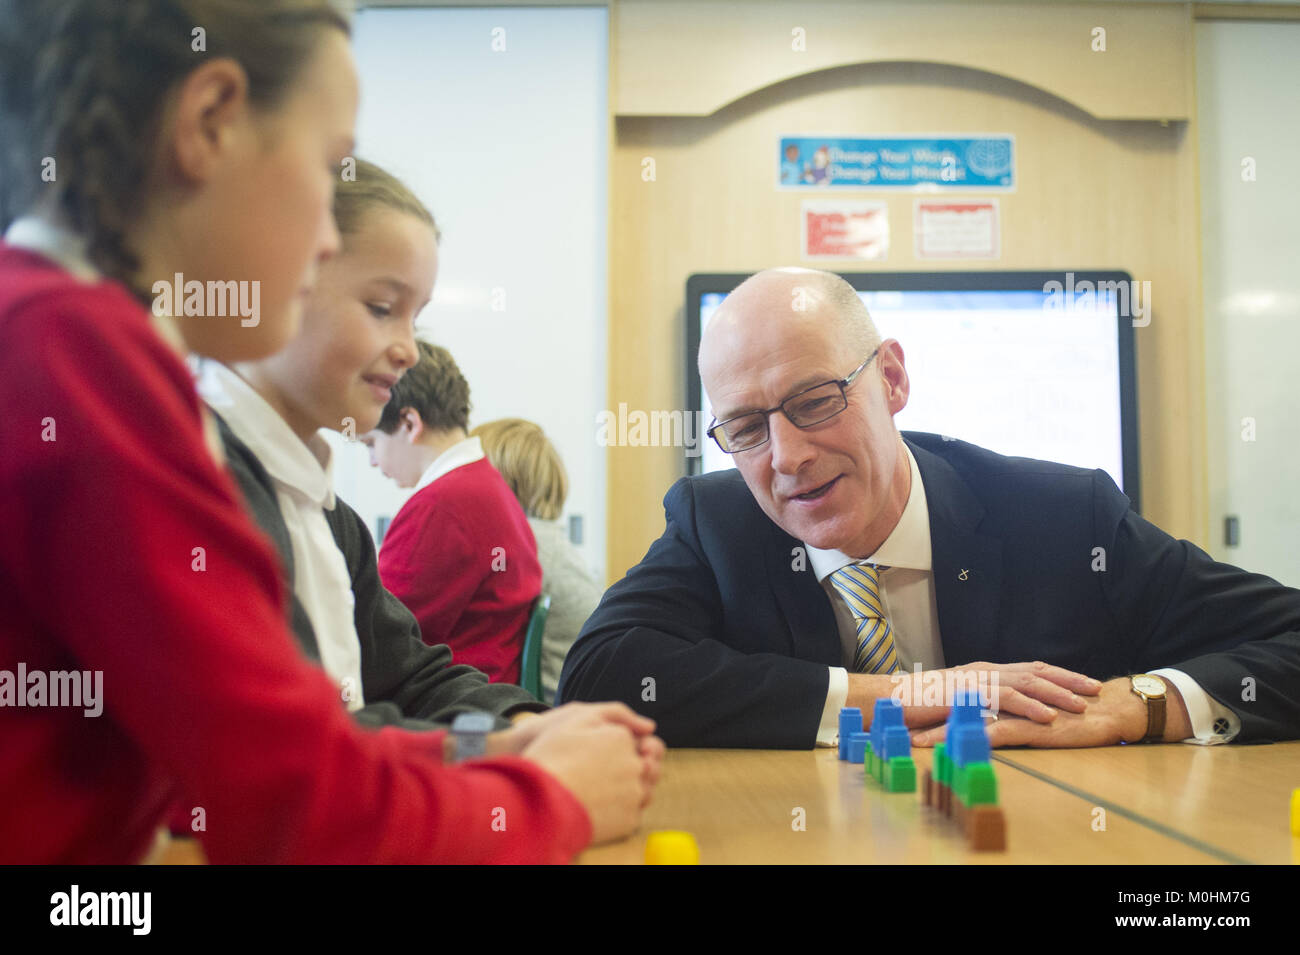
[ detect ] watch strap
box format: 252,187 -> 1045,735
1144,692 -> 1166,743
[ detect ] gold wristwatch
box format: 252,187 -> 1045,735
1129,674 -> 1167,743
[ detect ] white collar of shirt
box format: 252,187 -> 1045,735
4,214 -> 99,282
6,214 -> 189,358
6,215 -> 223,459
806,442 -> 932,581
196,363 -> 362,712
197,361 -> 336,510
413,435 -> 485,492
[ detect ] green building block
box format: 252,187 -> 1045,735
933,742 -> 951,788
882,756 -> 916,792
864,742 -> 915,792
865,743 -> 889,784
953,761 -> 999,807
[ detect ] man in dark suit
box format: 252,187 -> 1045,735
558,269 -> 1300,749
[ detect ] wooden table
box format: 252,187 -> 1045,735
155,742 -> 1299,864
993,743 -> 1300,865
579,743 -> 1300,864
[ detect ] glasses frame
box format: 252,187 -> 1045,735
706,346 -> 881,455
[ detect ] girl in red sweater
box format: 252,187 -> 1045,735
0,0 -> 656,864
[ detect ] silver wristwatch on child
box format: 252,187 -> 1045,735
450,711 -> 495,762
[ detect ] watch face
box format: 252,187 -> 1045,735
1132,675 -> 1166,696
452,712 -> 495,734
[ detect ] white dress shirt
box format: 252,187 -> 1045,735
197,362 -> 365,711
412,435 -> 486,492
807,444 -> 1240,747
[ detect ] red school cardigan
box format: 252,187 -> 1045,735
0,245 -> 589,863
379,457 -> 542,685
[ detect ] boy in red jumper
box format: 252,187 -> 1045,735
365,343 -> 541,684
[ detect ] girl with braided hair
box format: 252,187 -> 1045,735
0,0 -> 654,863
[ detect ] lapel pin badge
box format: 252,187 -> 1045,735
958,568 -> 970,581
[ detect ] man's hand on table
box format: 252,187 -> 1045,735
909,675 -> 1193,747
847,661 -> 1102,730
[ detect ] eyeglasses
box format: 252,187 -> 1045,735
706,347 -> 881,454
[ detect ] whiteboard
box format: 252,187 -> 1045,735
1197,21 -> 1300,587
323,6 -> 609,580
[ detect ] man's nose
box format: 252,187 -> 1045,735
767,411 -> 816,474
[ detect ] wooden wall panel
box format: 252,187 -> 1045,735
607,53 -> 1204,581
614,0 -> 1190,120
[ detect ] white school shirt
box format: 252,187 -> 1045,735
808,444 -> 1240,747
197,362 -> 365,711
411,436 -> 486,492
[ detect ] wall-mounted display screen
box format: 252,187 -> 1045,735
687,272 -> 1140,510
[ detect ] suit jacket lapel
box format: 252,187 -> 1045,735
907,438 -> 1004,667
766,521 -> 842,666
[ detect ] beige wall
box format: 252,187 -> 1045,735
606,0 -> 1206,580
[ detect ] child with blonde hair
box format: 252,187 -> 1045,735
472,418 -> 604,703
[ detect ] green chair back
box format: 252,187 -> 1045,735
521,594 -> 551,701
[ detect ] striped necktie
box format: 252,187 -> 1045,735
828,563 -> 899,674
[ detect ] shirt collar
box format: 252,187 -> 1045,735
4,214 -> 191,360
196,360 -> 336,509
806,442 -> 932,581
4,214 -> 99,282
413,435 -> 485,492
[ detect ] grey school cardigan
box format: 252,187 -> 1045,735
212,410 -> 546,732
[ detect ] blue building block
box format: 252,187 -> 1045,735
946,688 -> 984,737
838,707 -> 863,760
951,722 -> 991,770
870,698 -> 905,760
882,725 -> 911,762
847,731 -> 870,764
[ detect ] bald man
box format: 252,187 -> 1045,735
558,269 -> 1300,749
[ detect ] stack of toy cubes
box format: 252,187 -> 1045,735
866,698 -> 916,792
837,700 -> 916,792
922,688 -> 1006,851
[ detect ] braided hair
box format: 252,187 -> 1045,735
0,0 -> 351,291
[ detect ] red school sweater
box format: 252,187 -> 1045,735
379,457 -> 542,685
0,245 -> 589,863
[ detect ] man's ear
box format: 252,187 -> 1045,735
879,339 -> 910,415
399,407 -> 424,443
166,58 -> 251,184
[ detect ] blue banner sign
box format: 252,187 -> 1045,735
779,135 -> 1014,190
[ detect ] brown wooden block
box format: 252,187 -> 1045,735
922,769 -> 934,806
967,805 -> 1007,852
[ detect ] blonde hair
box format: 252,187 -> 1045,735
471,418 -> 568,521
333,158 -> 440,243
